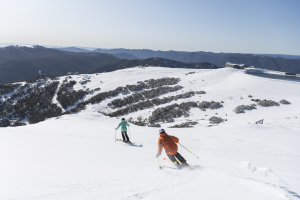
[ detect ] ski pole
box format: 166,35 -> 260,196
157,157 -> 162,169
179,143 -> 199,159
115,130 -> 117,143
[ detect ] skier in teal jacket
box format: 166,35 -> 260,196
116,118 -> 131,143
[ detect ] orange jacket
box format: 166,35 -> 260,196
157,133 -> 179,156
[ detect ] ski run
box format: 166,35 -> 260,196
1,67 -> 300,200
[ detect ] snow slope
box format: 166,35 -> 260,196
1,67 -> 300,200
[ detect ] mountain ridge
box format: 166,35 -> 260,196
0,46 -> 217,83
92,48 -> 300,73
1,45 -> 299,84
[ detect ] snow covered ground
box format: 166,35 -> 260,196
1,67 -> 300,199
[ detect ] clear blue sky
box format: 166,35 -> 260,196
0,0 -> 299,55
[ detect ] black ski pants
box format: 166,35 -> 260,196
121,131 -> 130,142
167,152 -> 187,164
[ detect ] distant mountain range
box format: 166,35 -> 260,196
90,48 -> 300,73
0,45 -> 299,83
54,47 -> 300,74
0,46 -> 217,83
255,54 -> 300,60
112,53 -> 139,60
57,47 -> 91,53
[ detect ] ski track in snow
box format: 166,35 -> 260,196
1,67 -> 300,200
52,80 -> 65,112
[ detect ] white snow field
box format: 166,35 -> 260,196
1,67 -> 300,200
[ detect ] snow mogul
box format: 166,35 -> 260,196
156,129 -> 188,166
115,118 -> 131,143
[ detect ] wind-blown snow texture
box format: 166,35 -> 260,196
1,67 -> 300,200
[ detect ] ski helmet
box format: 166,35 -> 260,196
159,129 -> 165,134
122,118 -> 125,121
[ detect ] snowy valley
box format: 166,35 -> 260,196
1,67 -> 300,200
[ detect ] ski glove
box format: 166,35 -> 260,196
156,154 -> 160,158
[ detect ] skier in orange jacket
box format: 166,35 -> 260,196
156,129 -> 188,165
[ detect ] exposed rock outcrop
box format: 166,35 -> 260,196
257,100 -> 279,107
279,99 -> 290,104
57,81 -> 88,109
234,104 -> 257,114
109,85 -> 183,109
105,91 -> 196,117
198,101 -> 222,110
148,102 -> 198,124
168,121 -> 198,128
209,116 -> 224,124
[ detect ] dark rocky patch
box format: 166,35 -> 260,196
144,77 -> 180,88
89,87 -> 101,93
57,81 -> 89,109
169,122 -> 193,128
209,116 -> 224,124
105,91 -> 196,117
13,120 -> 26,126
148,102 -> 198,124
209,101 -> 222,109
257,100 -> 279,107
106,100 -> 154,117
0,77 -> 191,127
109,85 -> 183,109
188,121 -> 198,125
125,82 -> 149,92
152,91 -> 195,104
251,99 -> 261,102
128,118 -> 147,127
0,83 -> 21,95
64,102 -> 87,115
168,121 -> 198,128
52,78 -> 180,114
80,80 -> 91,85
148,123 -> 161,127
198,101 -> 211,109
143,85 -> 183,99
124,77 -> 180,92
279,99 -> 291,104
9,84 -> 38,102
198,101 -> 222,110
0,119 -> 11,127
196,91 -> 206,94
233,104 -> 257,114
85,87 -> 127,105
0,81 -> 62,125
185,72 -> 195,75
87,77 -> 181,107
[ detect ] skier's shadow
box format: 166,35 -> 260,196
163,165 -> 202,170
125,144 -> 143,147
162,166 -> 180,170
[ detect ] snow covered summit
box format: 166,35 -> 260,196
1,67 -> 300,199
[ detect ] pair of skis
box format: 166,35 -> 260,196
115,139 -> 135,144
115,129 -> 143,147
161,157 -> 195,169
115,139 -> 143,147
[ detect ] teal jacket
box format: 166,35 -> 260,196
116,120 -> 130,132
